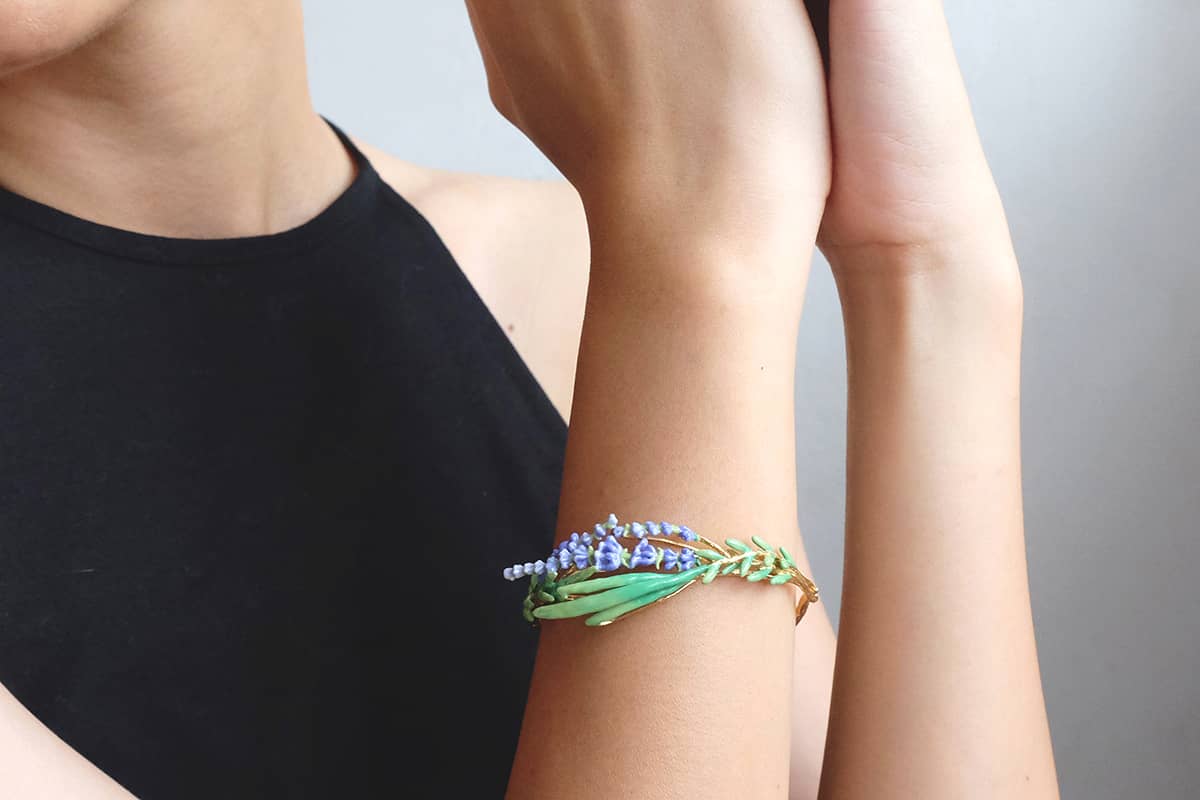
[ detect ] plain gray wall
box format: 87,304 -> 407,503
303,3 -> 1200,798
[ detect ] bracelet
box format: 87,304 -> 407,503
502,513 -> 819,627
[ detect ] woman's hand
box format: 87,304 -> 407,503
819,0 -> 1014,268
467,0 -> 831,280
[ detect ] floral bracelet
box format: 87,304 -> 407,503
502,513 -> 819,627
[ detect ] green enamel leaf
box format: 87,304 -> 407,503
746,567 -> 773,583
536,591 -> 556,603
523,607 -> 535,622
695,549 -> 724,562
701,563 -> 721,584
720,562 -> 739,575
762,552 -> 776,570
584,578 -> 696,626
769,573 -> 792,585
778,546 -> 795,569
560,572 -> 668,596
557,566 -> 597,586
751,535 -> 772,552
533,580 -> 672,620
738,553 -> 755,577
725,538 -> 750,553
532,568 -> 704,620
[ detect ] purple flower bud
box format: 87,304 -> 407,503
606,513 -> 619,529
569,532 -> 582,545
558,547 -> 572,566
594,523 -> 606,539
534,560 -> 546,575
679,525 -> 699,542
513,564 -> 525,578
546,557 -> 559,575
630,522 -> 647,538
679,549 -> 696,571
524,562 -> 535,575
630,538 -> 657,568
503,567 -> 515,580
660,522 -> 676,536
595,535 -> 626,572
661,548 -> 679,571
574,549 -> 591,570
613,525 -> 626,538
646,521 -> 662,536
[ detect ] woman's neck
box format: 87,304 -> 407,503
0,0 -> 353,239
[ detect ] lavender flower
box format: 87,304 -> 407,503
533,560 -> 546,575
630,522 -> 647,538
557,547 -> 572,567
595,535 -> 626,572
678,525 -> 699,542
661,548 -> 679,571
503,567 -> 516,581
678,549 -> 696,571
646,521 -> 662,536
545,556 -> 559,575
613,525 -> 626,538
660,522 -> 677,536
513,563 -> 526,578
574,548 -> 591,570
629,538 -> 657,568
605,513 -> 619,529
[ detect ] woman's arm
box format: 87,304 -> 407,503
465,3 -> 833,797
0,684 -> 134,798
822,248 -> 1055,799
815,1 -> 1059,797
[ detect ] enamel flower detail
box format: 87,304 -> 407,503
678,548 -> 696,571
629,538 -> 657,568
502,513 -> 819,627
595,535 -> 626,572
660,548 -> 679,571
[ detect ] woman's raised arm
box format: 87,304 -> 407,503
816,1 -> 1059,797
465,3 -> 835,798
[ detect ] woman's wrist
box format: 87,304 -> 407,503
583,236 -> 816,337
578,157 -> 826,286
828,234 -> 1024,344
582,202 -> 822,320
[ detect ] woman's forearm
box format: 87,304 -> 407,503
507,213 -> 823,799
819,245 -> 1059,799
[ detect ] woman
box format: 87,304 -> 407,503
0,1 -> 1058,798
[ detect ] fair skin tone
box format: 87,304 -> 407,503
0,1 -> 1056,798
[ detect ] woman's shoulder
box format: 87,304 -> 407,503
354,138 -> 589,420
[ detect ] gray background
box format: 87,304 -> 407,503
303,3 -> 1199,798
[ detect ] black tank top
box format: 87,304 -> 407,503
0,124 -> 564,798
